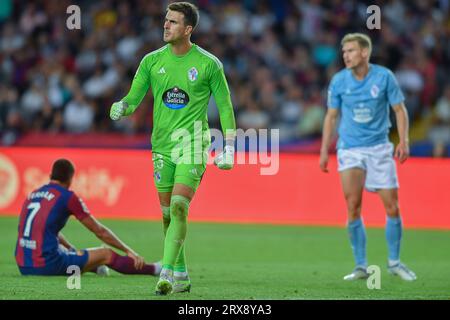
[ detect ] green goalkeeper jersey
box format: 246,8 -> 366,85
121,43 -> 236,157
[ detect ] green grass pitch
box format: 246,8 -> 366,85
1,216 -> 449,300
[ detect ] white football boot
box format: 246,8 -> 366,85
173,273 -> 191,294
388,262 -> 417,281
155,268 -> 174,295
343,266 -> 369,281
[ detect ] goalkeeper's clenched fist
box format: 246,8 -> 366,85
110,101 -> 128,121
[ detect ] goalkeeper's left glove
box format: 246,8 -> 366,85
214,145 -> 235,170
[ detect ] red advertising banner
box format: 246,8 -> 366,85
1,147 -> 449,229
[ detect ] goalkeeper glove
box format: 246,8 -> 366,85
110,101 -> 128,121
214,145 -> 235,170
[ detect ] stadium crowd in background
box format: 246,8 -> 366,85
0,0 -> 449,156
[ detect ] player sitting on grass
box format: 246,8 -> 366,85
15,158 -> 161,277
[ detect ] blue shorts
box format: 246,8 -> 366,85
19,248 -> 89,276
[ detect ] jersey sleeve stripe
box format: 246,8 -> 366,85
142,45 -> 169,61
196,46 -> 223,69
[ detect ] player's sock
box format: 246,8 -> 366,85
162,195 -> 190,270
162,206 -> 187,273
347,218 -> 367,267
386,216 -> 402,264
174,243 -> 187,272
162,206 -> 170,234
107,251 -> 159,275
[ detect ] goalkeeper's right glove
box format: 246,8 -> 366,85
110,101 -> 128,121
214,145 -> 235,170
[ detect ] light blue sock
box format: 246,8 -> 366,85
386,216 -> 402,262
347,218 -> 367,267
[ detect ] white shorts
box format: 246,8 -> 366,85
337,142 -> 399,192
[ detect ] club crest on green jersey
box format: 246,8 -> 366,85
163,87 -> 190,109
188,67 -> 198,81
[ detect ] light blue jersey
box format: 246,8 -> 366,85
327,64 -> 405,149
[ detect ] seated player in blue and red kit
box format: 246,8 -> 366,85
15,158 -> 161,276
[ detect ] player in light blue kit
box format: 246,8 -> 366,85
320,33 -> 417,281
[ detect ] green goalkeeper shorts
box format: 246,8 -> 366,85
152,152 -> 207,193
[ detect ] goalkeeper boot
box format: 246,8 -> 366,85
343,266 -> 369,281
155,268 -> 174,295
388,262 -> 417,281
173,273 -> 191,293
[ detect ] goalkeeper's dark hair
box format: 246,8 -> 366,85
50,159 -> 75,184
167,2 -> 199,30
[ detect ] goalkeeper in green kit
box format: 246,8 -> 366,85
109,2 -> 236,295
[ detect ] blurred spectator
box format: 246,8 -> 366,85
428,84 -> 450,157
248,2 -> 275,37
19,3 -> 48,34
297,0 -> 324,43
2,110 -> 24,146
221,1 -> 247,35
296,86 -> 325,139
63,90 -> 94,133
82,64 -> 110,99
116,27 -> 143,65
20,79 -> 46,122
237,104 -> 270,131
0,22 -> 25,54
395,57 -> 424,120
277,85 -> 304,142
0,84 -> 18,131
75,34 -> 98,73
312,32 -> 338,68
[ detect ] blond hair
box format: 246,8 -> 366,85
341,33 -> 372,57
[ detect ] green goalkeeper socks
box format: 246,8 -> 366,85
174,244 -> 187,272
162,195 -> 190,270
162,206 -> 187,272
